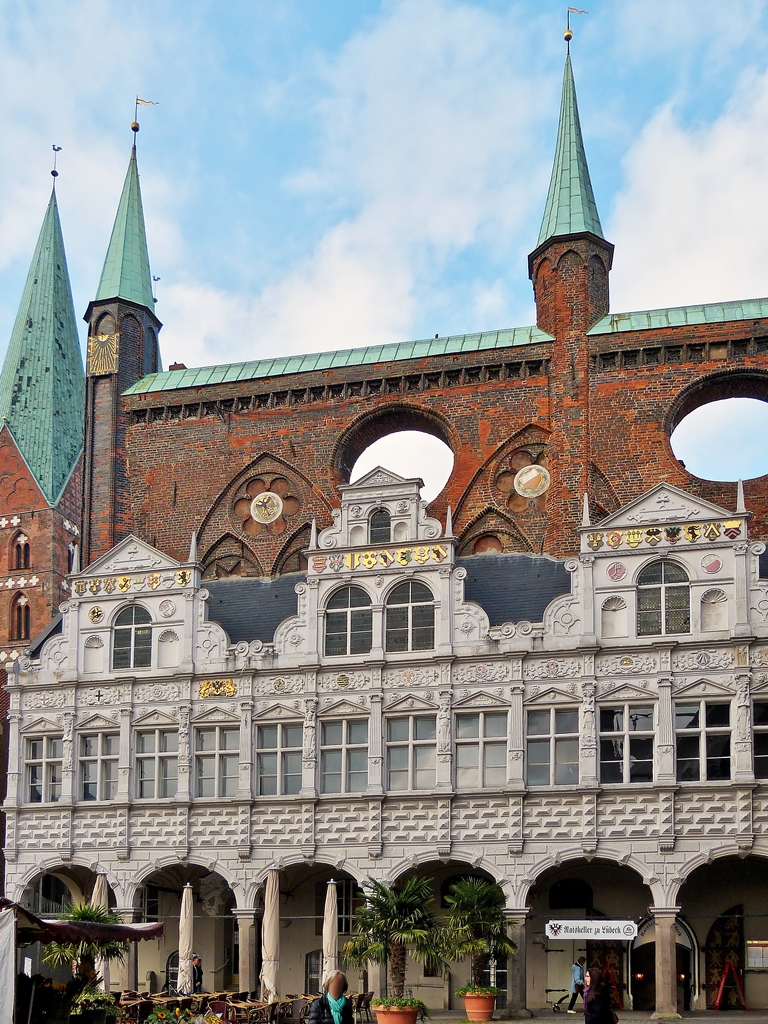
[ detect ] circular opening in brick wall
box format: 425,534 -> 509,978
670,397 -> 768,480
350,430 -> 454,500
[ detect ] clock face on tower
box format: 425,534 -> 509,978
87,329 -> 118,375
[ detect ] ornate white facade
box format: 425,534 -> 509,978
6,471 -> 768,1015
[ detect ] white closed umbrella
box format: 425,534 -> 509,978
177,883 -> 194,995
92,874 -> 111,994
260,870 -> 280,1001
322,879 -> 339,985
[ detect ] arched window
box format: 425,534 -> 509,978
637,561 -> 690,636
369,509 -> 391,545
12,533 -> 30,570
11,593 -> 30,640
324,587 -> 372,656
113,606 -> 152,669
385,581 -> 434,652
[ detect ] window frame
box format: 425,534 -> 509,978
386,714 -> 437,792
112,605 -> 153,670
324,586 -> 373,657
13,533 -> 30,570
256,722 -> 303,796
369,508 -> 392,545
384,580 -> 435,653
598,704 -> 655,784
25,734 -> 63,804
674,700 -> 731,782
195,725 -> 240,798
754,701 -> 768,780
636,560 -> 691,637
454,711 -> 508,790
320,718 -> 369,794
135,728 -> 179,799
79,732 -> 119,802
11,592 -> 30,641
525,707 -> 580,787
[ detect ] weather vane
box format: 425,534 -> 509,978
565,6 -> 588,46
51,145 -> 62,182
132,95 -> 159,136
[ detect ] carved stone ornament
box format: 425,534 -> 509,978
672,649 -> 733,671
453,662 -> 508,684
524,658 -> 580,679
383,666 -> 439,687
159,599 -> 176,618
134,681 -> 182,703
596,653 -> 656,675
23,689 -> 66,709
254,676 -> 305,695
88,606 -> 104,623
199,678 -> 238,698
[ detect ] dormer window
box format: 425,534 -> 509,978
324,587 -> 373,656
385,581 -> 435,652
637,561 -> 690,636
369,509 -> 391,545
113,605 -> 152,669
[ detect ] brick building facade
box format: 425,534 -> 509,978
5,45 -> 768,1017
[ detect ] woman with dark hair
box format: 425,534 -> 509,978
308,972 -> 354,1024
583,967 -> 616,1024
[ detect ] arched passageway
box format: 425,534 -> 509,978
526,859 -> 653,1012
677,855 -> 768,1010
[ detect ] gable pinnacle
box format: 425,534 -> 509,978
95,144 -> 155,313
537,50 -> 604,247
0,189 -> 84,504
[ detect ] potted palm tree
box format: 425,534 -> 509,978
41,903 -> 128,1024
343,877 -> 441,1024
443,878 -> 516,1022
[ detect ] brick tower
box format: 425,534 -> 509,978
527,44 -> 614,550
81,134 -> 161,567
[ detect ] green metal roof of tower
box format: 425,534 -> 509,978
537,52 -> 604,247
0,189 -> 85,504
95,145 -> 154,311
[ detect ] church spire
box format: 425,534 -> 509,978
0,189 -> 84,504
95,144 -> 154,313
537,51 -> 604,247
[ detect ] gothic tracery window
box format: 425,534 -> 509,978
13,532 -> 30,570
11,593 -> 30,641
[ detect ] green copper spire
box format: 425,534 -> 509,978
0,190 -> 85,504
537,52 -> 604,247
95,145 -> 154,311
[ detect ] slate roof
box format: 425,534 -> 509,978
537,52 -> 604,247
123,324 -> 553,395
95,146 -> 154,312
0,190 -> 84,504
205,553 -> 571,643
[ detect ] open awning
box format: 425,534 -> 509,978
0,898 -> 164,946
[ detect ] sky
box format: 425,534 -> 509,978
2,0 -> 768,493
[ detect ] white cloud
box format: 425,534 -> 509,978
609,66 -> 768,311
158,0 -> 549,365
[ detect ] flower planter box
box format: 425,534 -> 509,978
461,994 -> 496,1022
372,1006 -> 419,1024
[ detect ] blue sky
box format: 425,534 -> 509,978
2,0 -> 768,491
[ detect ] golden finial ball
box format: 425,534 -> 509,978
131,121 -> 140,133
564,28 -> 573,42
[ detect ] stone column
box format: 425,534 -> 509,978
508,677 -> 525,788
301,697 -> 318,797
656,678 -> 676,783
650,907 -> 682,1020
238,698 -> 254,799
115,907 -> 140,991
233,909 -> 258,993
733,542 -> 751,636
504,909 -> 531,1017
367,692 -> 384,795
436,688 -> 452,790
176,704 -> 192,801
580,681 -> 598,787
118,706 -> 131,799
734,671 -> 754,782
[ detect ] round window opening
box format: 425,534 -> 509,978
670,398 -> 768,481
349,430 -> 454,501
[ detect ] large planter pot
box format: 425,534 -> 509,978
372,1006 -> 419,1024
462,994 -> 496,1022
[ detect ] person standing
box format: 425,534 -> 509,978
567,956 -> 586,1013
583,968 -> 615,1024
192,956 -> 203,994
308,972 -> 354,1024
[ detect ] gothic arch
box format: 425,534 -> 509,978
273,522 -> 312,576
666,367 -> 768,441
457,506 -> 535,555
201,533 -> 263,580
331,402 -> 458,481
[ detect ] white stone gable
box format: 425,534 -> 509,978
593,483 -> 733,530
85,534 -> 182,575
